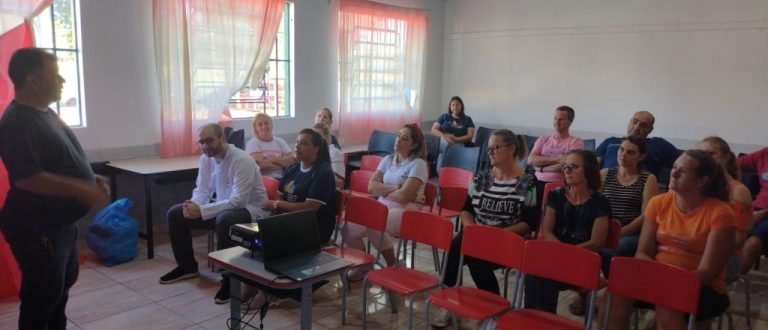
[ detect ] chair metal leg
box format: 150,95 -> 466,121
743,276 -> 752,328
432,247 -> 440,273
207,231 -> 215,271
362,276 -> 369,329
341,272 -> 348,324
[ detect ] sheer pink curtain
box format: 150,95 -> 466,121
337,0 -> 428,145
153,0 -> 285,157
0,1 -> 50,298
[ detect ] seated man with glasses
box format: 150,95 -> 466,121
158,123 -> 270,305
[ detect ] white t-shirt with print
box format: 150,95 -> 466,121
376,154 -> 428,210
245,136 -> 292,178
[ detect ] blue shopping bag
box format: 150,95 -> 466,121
86,198 -> 139,266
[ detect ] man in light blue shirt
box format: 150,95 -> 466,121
158,123 -> 269,305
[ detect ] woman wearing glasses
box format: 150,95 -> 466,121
431,129 -> 538,328
524,149 -> 611,313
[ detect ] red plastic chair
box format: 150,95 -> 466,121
261,175 -> 280,200
324,195 -> 388,324
438,167 -> 474,189
347,169 -> 374,198
434,186 -> 468,233
606,219 -> 622,252
602,257 -> 701,330
421,182 -> 437,212
362,210 -> 453,329
533,182 -> 564,239
360,155 -> 383,171
496,240 -> 602,330
425,225 -> 525,328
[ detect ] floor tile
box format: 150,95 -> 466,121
80,303 -> 193,330
66,284 -> 153,325
157,283 -> 229,324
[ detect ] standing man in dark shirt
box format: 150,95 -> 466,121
0,48 -> 108,330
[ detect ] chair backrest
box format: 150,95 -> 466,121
606,219 -> 622,251
461,225 -> 525,270
473,126 -> 498,148
227,128 -> 245,150
521,240 -> 601,290
400,210 -> 453,251
607,257 -> 700,315
442,145 -> 480,173
422,182 -> 437,212
438,167 -> 474,189
349,170 -> 374,194
583,138 -> 595,151
262,176 -> 280,200
438,186 -> 468,213
425,133 -> 441,164
541,182 -> 564,211
367,130 -> 396,156
473,126 -> 499,169
344,195 -> 388,232
360,155 -> 383,171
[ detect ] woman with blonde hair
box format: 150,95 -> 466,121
245,113 -> 294,178
343,124 -> 428,273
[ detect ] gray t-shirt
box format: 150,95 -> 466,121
0,101 -> 94,237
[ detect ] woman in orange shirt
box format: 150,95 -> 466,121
699,136 -> 753,277
605,150 -> 735,329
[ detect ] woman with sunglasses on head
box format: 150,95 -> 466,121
430,129 -> 538,328
605,150 -> 735,330
698,137 -> 752,278
342,124 -> 428,272
524,149 -> 611,313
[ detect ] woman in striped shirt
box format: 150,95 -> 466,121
601,135 -> 659,258
430,129 -> 538,328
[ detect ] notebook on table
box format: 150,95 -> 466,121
257,209 -> 351,281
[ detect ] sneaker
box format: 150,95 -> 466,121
159,267 -> 199,284
214,281 -> 230,305
430,307 -> 451,328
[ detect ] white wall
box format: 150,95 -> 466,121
441,0 -> 768,153
76,0 -> 160,159
74,0 -> 445,161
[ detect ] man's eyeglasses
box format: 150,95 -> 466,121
561,163 -> 581,172
197,137 -> 216,146
487,144 -> 510,153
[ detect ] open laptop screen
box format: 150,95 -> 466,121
256,209 -> 322,264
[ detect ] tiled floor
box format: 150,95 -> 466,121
1,231 -> 767,329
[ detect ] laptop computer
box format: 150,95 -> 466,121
257,209 -> 352,281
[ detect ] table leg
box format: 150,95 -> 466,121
230,277 -> 241,330
109,170 -> 118,202
144,175 -> 154,259
300,283 -> 312,330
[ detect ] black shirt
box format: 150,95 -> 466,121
279,162 -> 336,241
546,187 -> 611,245
0,101 -> 94,237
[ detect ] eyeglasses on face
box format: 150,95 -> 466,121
487,144 -> 510,153
561,163 -> 581,172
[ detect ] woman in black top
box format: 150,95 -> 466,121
524,150 -> 611,313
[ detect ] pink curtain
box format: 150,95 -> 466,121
0,23 -> 33,208
153,0 -> 285,157
0,23 -> 34,298
337,0 -> 428,145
